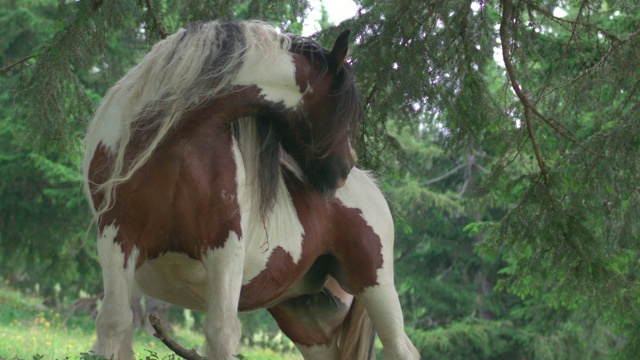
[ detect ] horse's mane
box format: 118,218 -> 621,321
83,20 -> 360,221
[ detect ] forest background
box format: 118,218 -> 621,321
1,0 -> 639,358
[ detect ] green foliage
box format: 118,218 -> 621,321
409,320 -> 520,359
0,102 -> 99,298
0,283 -> 298,359
376,3 -> 640,357
2,0 -> 640,358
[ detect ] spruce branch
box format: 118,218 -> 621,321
524,0 -> 621,41
457,177 -> 472,198
145,0 -> 168,39
500,0 -> 548,179
537,17 -> 640,98
500,2 -> 584,247
618,77 -> 640,115
422,163 -> 466,186
500,135 -> 529,170
575,27 -> 640,81
533,0 -> 586,106
0,54 -> 36,75
149,313 -> 206,360
363,83 -> 379,112
499,0 -> 603,175
523,0 -> 583,33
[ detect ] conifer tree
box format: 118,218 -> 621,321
2,0 -> 640,357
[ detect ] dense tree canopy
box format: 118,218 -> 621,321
2,0 -> 639,358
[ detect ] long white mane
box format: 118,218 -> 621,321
82,21 -> 293,217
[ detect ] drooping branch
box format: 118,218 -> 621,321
500,0 -> 548,179
533,0 -> 586,105
575,27 -> 640,81
149,313 -> 206,360
499,0 -> 603,179
0,54 -> 36,75
524,0 -> 625,43
145,0 -> 168,39
529,0 -> 640,101
423,148 -> 488,190
421,163 -> 466,186
457,176 -> 472,198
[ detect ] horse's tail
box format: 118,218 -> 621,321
338,297 -> 376,360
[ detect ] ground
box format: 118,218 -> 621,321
0,283 -> 301,360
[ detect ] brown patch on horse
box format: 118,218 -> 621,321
238,247 -> 298,310
331,204 -> 384,294
88,91 -> 283,265
238,168 -> 384,310
281,169 -> 384,294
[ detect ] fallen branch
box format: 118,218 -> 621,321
149,313 -> 206,360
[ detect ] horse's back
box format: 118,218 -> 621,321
86,108 -> 242,259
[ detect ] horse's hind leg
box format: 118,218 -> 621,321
334,174 -> 420,359
92,224 -> 137,360
346,252 -> 419,359
268,277 -> 373,360
358,283 -> 419,359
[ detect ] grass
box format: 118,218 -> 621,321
0,283 -> 301,360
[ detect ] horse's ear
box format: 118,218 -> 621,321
328,29 -> 351,74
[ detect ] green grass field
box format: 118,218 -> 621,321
0,284 -> 301,360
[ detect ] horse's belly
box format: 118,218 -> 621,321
239,246 -> 317,310
134,253 -> 210,311
134,251 -> 309,312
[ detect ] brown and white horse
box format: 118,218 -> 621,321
82,21 -> 419,359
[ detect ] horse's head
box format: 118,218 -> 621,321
280,30 -> 362,194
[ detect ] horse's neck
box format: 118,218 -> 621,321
231,117 -> 306,269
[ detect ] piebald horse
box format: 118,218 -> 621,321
82,21 -> 419,359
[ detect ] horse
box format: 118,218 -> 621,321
82,20 -> 419,360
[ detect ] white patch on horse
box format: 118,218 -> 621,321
81,94 -> 127,208
359,285 -> 420,359
231,120 -> 305,284
336,169 -> 420,359
89,101 -> 122,145
92,223 -> 139,360
336,169 -> 395,285
241,181 -> 305,283
134,253 -> 209,312
231,27 -> 302,108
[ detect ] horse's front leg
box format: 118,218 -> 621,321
92,223 -> 137,360
203,232 -> 245,359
